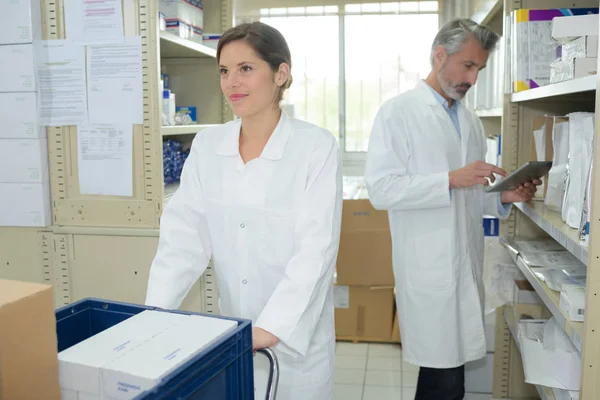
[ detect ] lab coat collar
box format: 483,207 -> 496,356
216,111 -> 291,161
416,80 -> 442,106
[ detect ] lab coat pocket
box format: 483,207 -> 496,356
260,211 -> 295,267
409,230 -> 453,289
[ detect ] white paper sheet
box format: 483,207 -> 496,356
64,0 -> 124,44
77,124 -> 133,196
334,286 -> 350,309
35,40 -> 88,126
87,36 -> 143,124
486,263 -> 524,306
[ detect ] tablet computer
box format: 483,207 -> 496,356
485,161 -> 552,193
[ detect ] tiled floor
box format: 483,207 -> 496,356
334,342 -> 493,400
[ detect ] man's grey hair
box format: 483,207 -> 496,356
430,19 -> 500,66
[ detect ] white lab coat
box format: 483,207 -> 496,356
146,112 -> 342,400
364,81 -> 510,368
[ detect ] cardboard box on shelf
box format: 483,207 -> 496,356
574,57 -> 598,78
513,280 -> 542,305
552,14 -> 599,41
334,285 -> 395,340
0,279 -> 60,400
336,200 -> 394,286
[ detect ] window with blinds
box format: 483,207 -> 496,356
253,2 -> 439,157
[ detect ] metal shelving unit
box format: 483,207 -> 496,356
159,31 -> 217,58
491,0 -> 600,398
161,124 -> 217,136
515,202 -> 588,265
511,74 -> 597,103
503,306 -> 556,400
513,255 -> 584,352
476,108 -> 503,118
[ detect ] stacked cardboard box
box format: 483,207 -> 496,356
0,279 -> 60,399
334,181 -> 398,342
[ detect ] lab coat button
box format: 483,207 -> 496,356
242,279 -> 247,284
240,223 -> 245,228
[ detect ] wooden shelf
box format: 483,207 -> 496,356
160,31 -> 217,58
161,124 -> 217,136
514,256 -> 584,353
511,75 -> 597,103
475,108 -> 502,118
515,202 -> 588,265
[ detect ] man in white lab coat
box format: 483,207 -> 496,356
365,19 -> 540,399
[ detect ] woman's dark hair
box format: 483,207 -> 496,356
217,22 -> 293,104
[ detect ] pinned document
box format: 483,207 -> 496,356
64,0 -> 124,45
35,40 -> 88,126
87,36 -> 143,124
77,124 -> 133,196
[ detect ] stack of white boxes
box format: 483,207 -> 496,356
159,0 -> 204,43
551,14 -> 599,83
0,0 -> 51,227
59,310 -> 237,400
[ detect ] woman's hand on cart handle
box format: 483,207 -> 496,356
252,327 -> 279,355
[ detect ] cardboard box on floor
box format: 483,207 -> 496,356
334,285 -> 395,340
337,200 -> 394,286
0,279 -> 60,400
391,311 -> 401,344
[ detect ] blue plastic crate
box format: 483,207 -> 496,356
55,298 -> 254,399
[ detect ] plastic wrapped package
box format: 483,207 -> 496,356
562,112 -> 594,228
550,58 -> 574,83
546,118 -> 570,211
532,266 -> 587,292
520,250 -> 581,268
163,140 -> 190,185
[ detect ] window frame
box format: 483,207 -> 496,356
255,3 -> 440,167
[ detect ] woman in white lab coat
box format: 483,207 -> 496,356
145,22 -> 342,400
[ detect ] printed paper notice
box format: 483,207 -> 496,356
64,0 -> 124,44
87,36 -> 143,124
334,286 -> 350,309
36,40 -> 88,126
78,125 -> 133,196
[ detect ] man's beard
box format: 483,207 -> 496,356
438,63 -> 471,101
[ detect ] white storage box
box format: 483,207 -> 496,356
552,14 -> 599,41
0,0 -> 42,45
574,57 -> 597,78
560,284 -> 586,322
58,310 -> 189,397
0,139 -> 48,183
101,315 -> 237,399
0,44 -> 36,92
0,182 -> 51,227
0,92 -> 43,139
513,280 -> 542,305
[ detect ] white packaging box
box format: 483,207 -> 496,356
58,310 -> 192,397
0,139 -> 49,183
0,92 -> 43,139
0,0 -> 42,45
560,284 -> 585,322
0,44 -> 36,92
0,182 -> 51,227
159,0 -> 188,24
102,315 -> 237,400
513,280 -> 542,305
574,57 -> 598,78
519,320 -> 581,391
552,14 -> 599,41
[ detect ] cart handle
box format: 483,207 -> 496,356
256,348 -> 279,400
